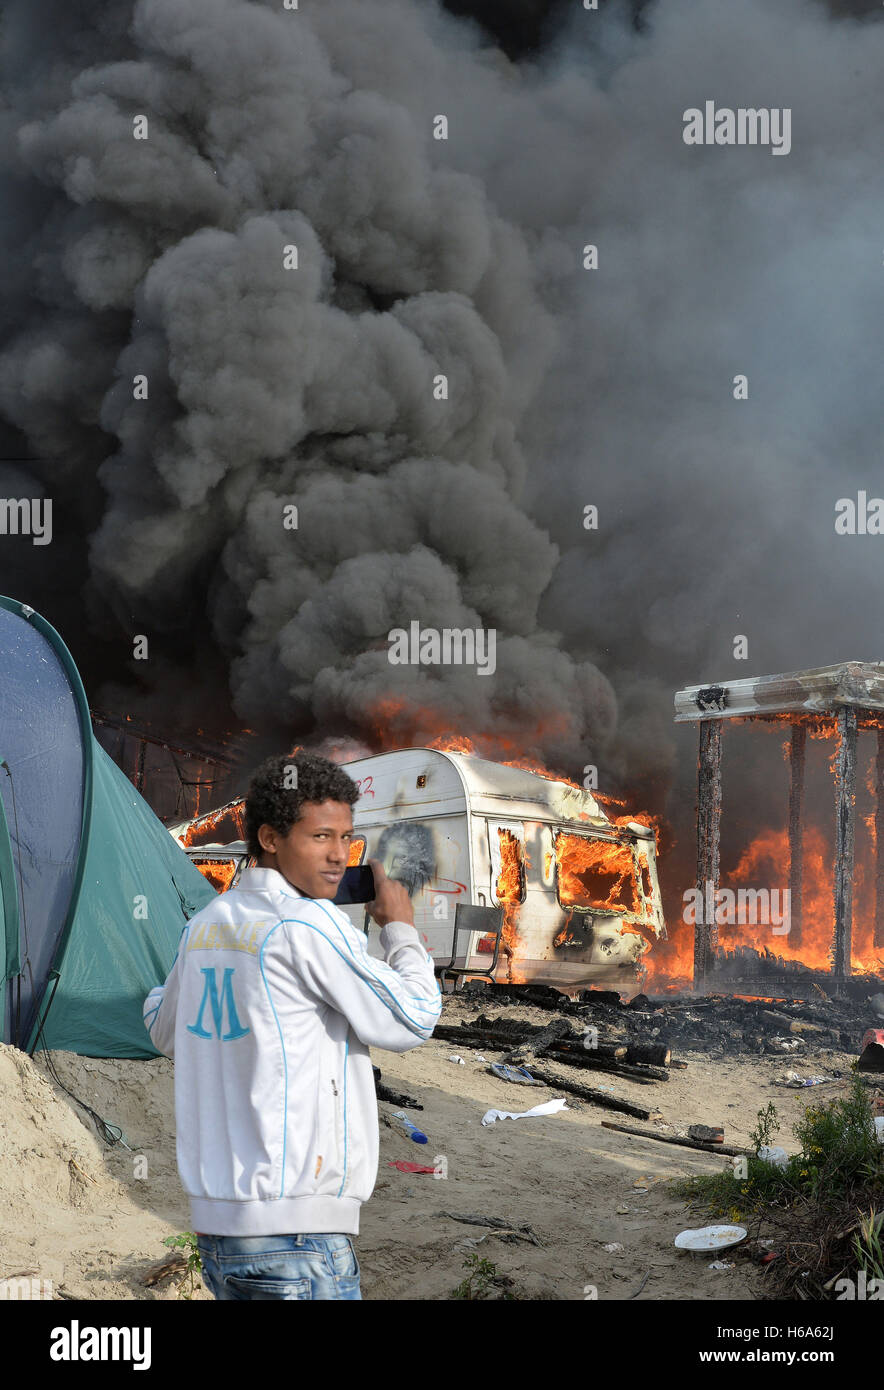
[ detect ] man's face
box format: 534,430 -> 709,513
257,800 -> 353,898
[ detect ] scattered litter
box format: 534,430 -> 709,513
633,1175 -> 665,1190
675,1225 -> 747,1253
456,1235 -> 488,1250
603,1243 -> 624,1253
448,1055 -> 466,1065
766,1036 -> 804,1054
773,1072 -> 832,1089
481,1097 -> 568,1127
386,1110 -> 428,1144
874,1117 -> 884,1144
475,1055 -> 486,1063
708,1260 -> 735,1271
387,1161 -> 437,1174
488,1062 -> 542,1086
615,1204 -> 629,1214
757,1145 -> 789,1169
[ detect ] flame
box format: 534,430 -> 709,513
365,697 -> 582,785
555,832 -> 640,915
716,823 -> 881,974
429,733 -> 476,756
495,828 -> 524,904
609,810 -> 664,852
191,857 -> 238,893
494,829 -> 527,983
347,838 -> 366,866
181,798 -> 246,848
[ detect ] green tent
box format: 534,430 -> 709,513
0,596 -> 217,1057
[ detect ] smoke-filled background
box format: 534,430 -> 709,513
2,0 -> 884,861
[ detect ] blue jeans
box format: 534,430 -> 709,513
196,1233 -> 362,1301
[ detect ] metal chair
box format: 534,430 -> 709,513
437,903 -> 505,994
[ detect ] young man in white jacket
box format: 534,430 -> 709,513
143,751 -> 442,1300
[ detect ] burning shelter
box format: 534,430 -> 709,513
676,662 -> 884,1000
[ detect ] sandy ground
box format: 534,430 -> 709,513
0,997 -> 872,1301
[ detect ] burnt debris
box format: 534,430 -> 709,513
457,979 -> 882,1057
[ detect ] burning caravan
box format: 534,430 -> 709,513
175,748 -> 666,993
338,749 -> 666,991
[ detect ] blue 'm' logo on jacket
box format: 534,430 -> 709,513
187,967 -> 250,1041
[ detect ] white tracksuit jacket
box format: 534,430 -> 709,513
143,866 -> 442,1236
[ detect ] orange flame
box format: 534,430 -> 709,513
365,697 -> 582,785
494,829 -> 528,982
555,832 -> 639,915
181,799 -> 246,848
191,857 -> 238,893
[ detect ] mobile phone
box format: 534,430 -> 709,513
333,864 -> 376,905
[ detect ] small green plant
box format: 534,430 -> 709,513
749,1101 -> 780,1153
852,1209 -> 884,1281
675,1077 -> 884,1218
451,1253 -> 515,1300
789,1075 -> 882,1198
163,1232 -> 203,1300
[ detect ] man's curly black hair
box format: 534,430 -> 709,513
245,752 -> 359,857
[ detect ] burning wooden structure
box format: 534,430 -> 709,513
675,662 -> 884,997
92,710 -> 252,821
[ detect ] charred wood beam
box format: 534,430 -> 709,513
522,1069 -> 662,1120
537,1049 -> 668,1083
501,1044 -> 666,1083
876,730 -> 884,950
600,1120 -> 749,1157
833,706 -> 857,983
435,1020 -> 670,1065
789,722 -> 806,947
433,1024 -> 670,1082
375,1082 -> 422,1109
553,1039 -> 671,1068
695,720 -> 723,991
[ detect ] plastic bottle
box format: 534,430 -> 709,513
389,1110 -> 428,1144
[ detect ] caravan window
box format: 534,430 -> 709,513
554,832 -> 639,915
493,827 -> 526,906
191,857 -> 239,894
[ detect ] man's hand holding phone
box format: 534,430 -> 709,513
366,858 -> 414,928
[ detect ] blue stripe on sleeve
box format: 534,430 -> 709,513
259,924 -> 289,1198
280,916 -> 438,1036
312,900 -> 441,1011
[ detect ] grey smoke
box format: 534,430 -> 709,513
1,0 -> 883,807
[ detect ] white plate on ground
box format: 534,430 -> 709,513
675,1225 -> 747,1253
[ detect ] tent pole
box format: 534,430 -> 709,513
27,973 -> 61,1057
